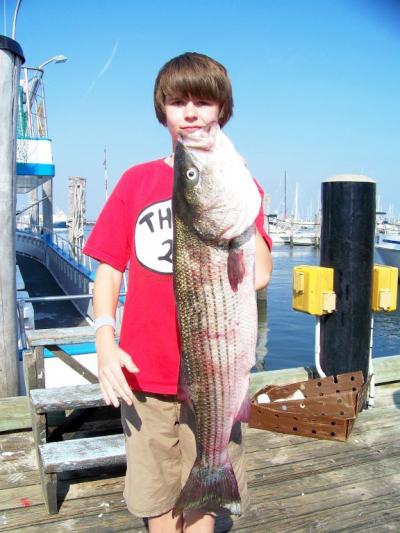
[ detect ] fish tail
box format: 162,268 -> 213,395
172,459 -> 241,517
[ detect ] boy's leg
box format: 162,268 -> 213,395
121,393 -> 183,520
148,510 -> 182,533
183,510 -> 215,532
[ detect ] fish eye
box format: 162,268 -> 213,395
186,168 -> 198,181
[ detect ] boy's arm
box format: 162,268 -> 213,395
93,263 -> 137,407
255,229 -> 272,290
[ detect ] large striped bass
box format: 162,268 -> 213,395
172,123 -> 261,516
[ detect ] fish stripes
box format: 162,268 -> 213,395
172,125 -> 260,516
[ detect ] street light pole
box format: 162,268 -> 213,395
29,55 -> 68,107
12,0 -> 23,39
37,55 -> 67,70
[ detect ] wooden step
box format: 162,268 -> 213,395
30,384 -> 104,413
26,326 -> 96,347
40,433 -> 125,473
39,434 -> 125,514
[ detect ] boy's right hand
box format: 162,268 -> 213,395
96,334 -> 138,408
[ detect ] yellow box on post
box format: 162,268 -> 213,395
371,265 -> 398,312
293,266 -> 336,315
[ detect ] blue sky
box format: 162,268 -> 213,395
3,0 -> 400,219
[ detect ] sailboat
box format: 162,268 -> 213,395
268,177 -> 320,246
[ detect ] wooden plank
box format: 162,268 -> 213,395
30,384 -> 104,413
216,499 -> 400,532
40,471 -> 58,514
0,431 -> 34,452
30,412 -> 46,453
252,475 -> 400,528
373,354 -> 400,384
0,432 -> 37,475
34,347 -> 45,389
0,471 -> 125,512
0,489 -> 129,530
58,473 -> 125,501
26,327 -> 95,347
22,349 -> 37,394
13,508 -> 146,532
255,465 -> 400,510
3,474 -> 399,533
246,438 -> 400,480
0,470 -> 39,490
40,434 -> 125,473
245,416 -> 400,464
251,497 -> 400,533
0,397 -> 30,432
247,454 -> 400,499
0,381 -> 399,531
0,483 -> 44,511
213,473 -> 400,533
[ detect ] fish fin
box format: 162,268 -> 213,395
235,395 -> 251,423
172,460 -> 241,517
227,248 -> 246,292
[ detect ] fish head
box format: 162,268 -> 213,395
173,123 -> 261,243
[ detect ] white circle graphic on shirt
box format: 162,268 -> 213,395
135,199 -> 173,274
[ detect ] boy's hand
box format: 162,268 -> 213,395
96,335 -> 138,408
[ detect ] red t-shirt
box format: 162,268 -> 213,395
83,158 -> 271,394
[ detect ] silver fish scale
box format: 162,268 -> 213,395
174,216 -> 257,469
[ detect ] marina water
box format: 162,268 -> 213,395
78,229 -> 400,372
262,245 -> 400,371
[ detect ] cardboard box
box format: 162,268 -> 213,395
248,371 -> 369,441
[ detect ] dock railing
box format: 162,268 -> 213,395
51,232 -> 93,271
16,292 -> 126,353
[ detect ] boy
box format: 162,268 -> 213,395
83,52 -> 272,533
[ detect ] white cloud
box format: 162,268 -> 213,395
86,40 -> 119,96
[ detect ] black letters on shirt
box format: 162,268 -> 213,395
158,239 -> 173,264
135,200 -> 173,274
139,212 -> 155,233
158,207 -> 172,231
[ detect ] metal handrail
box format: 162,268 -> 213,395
16,299 -> 28,350
16,293 -> 126,302
16,292 -> 127,351
17,229 -> 129,293
51,232 -> 92,270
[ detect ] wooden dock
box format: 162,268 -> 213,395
1,368 -> 399,531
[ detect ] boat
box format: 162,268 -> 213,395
375,233 -> 400,278
267,215 -> 320,247
267,182 -> 321,247
52,207 -> 67,229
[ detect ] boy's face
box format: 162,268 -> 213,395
164,96 -> 220,147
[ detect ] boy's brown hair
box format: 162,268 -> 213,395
154,52 -> 233,128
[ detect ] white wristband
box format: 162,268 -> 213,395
94,316 -> 116,333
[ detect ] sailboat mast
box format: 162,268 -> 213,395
284,170 -> 287,220
294,182 -> 299,221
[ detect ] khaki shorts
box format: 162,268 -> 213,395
121,391 -> 249,518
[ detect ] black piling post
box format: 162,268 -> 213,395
319,175 -> 376,380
